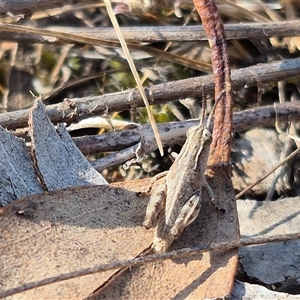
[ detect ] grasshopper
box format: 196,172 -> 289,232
143,99 -> 220,252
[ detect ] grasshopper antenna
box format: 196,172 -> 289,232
206,91 -> 224,129
200,84 -> 207,125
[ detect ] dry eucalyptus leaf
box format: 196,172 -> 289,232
0,185 -> 153,299
237,197 -> 300,285
231,128 -> 288,196
28,100 -> 107,190
90,171 -> 239,299
231,280 -> 300,299
0,126 -> 43,206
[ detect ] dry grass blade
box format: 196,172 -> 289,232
104,0 -> 163,156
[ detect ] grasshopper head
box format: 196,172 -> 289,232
201,127 -> 212,144
186,125 -> 212,146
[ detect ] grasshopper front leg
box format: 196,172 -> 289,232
143,178 -> 167,229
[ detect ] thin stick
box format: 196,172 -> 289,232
104,0 -> 163,156
194,0 -> 233,166
1,232 -> 300,298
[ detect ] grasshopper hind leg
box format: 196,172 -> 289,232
170,191 -> 202,238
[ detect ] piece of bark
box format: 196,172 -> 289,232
0,126 -> 43,206
28,100 -> 107,190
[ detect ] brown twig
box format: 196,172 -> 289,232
1,58 -> 300,131
74,102 -> 300,171
0,0 -> 87,14
2,21 -> 300,43
194,0 -> 233,166
0,24 -> 212,73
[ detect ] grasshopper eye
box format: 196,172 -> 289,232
203,129 -> 212,140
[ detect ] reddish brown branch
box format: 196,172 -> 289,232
193,0 -> 233,166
